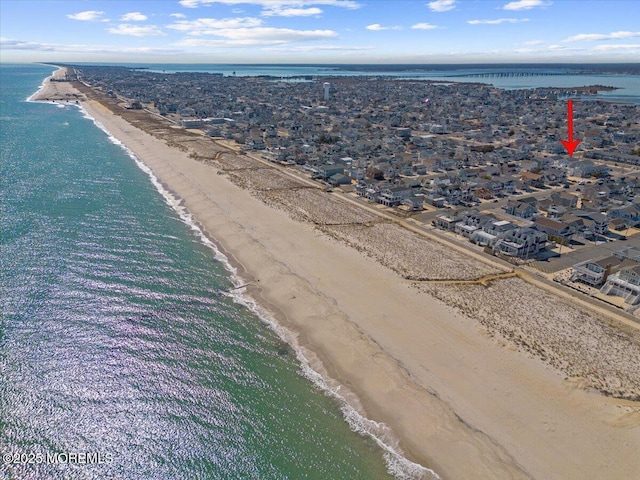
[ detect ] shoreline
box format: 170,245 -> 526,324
92,107 -> 433,477
30,67 -> 439,478
97,120 -> 434,477
31,67 -> 640,479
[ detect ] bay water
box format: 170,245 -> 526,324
128,62 -> 640,103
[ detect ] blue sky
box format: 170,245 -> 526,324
1,0 -> 639,63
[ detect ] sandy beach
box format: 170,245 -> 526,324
32,67 -> 640,479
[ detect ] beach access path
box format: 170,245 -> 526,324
32,67 -> 640,480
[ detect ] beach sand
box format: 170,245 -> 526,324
32,68 -> 640,479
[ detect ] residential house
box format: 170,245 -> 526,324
348,166 -> 366,181
244,136 -> 265,151
570,257 -> 619,286
534,216 -> 576,240
610,218 -> 628,230
585,143 -> 624,161
181,118 -> 206,129
568,159 -> 610,178
455,211 -> 494,232
402,195 -> 425,211
583,129 -> 605,148
504,199 -> 537,219
493,227 -> 548,258
474,187 -> 493,200
356,180 -> 381,202
537,199 -> 567,219
436,158 -> 457,171
328,173 -> 352,186
316,162 -> 347,180
561,215 -> 586,237
609,204 -> 640,227
423,192 -> 446,208
614,247 -> 640,263
470,229 -> 497,246
413,163 -> 428,175
470,219 -> 514,247
455,210 -> 486,237
496,176 -> 517,194
601,265 -> 640,305
433,211 -> 463,231
582,184 -> 611,202
541,168 -> 567,185
520,160 -> 539,172
484,219 -> 516,236
519,171 -> 544,189
576,211 -> 609,235
483,179 -> 507,196
378,185 -> 413,206
550,191 -> 578,208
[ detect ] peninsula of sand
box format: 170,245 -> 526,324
33,67 -> 640,480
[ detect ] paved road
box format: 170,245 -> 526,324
531,232 -> 640,273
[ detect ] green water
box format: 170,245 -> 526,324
0,64 -> 419,480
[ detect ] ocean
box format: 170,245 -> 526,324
0,64 -> 426,479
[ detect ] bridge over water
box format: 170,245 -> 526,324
450,71 -> 584,78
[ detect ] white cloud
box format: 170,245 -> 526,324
167,14 -> 338,45
172,38 -> 240,47
263,44 -> 374,51
121,12 -> 148,22
174,27 -> 337,46
412,23 -> 438,30
262,7 -> 323,16
170,13 -> 187,18
179,0 -> 360,9
167,17 -> 263,34
427,0 -> 455,12
108,24 -> 166,37
0,38 -> 181,55
563,31 -> 640,42
468,18 -> 530,25
366,24 -> 402,31
503,0 -> 551,10
593,44 -> 640,51
67,10 -> 107,22
1,38 -> 56,51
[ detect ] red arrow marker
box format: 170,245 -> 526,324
560,99 -> 581,157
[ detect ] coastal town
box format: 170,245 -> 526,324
32,64 -> 640,480
7,0 -> 640,475
60,64 -> 640,315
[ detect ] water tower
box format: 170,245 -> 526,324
323,82 -> 330,101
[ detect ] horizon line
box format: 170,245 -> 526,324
25,61 -> 640,66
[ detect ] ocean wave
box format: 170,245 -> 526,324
25,66 -> 59,102
25,78 -> 49,102
223,285 -> 437,480
75,102 -> 439,480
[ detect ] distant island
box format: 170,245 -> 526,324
330,63 -> 640,75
